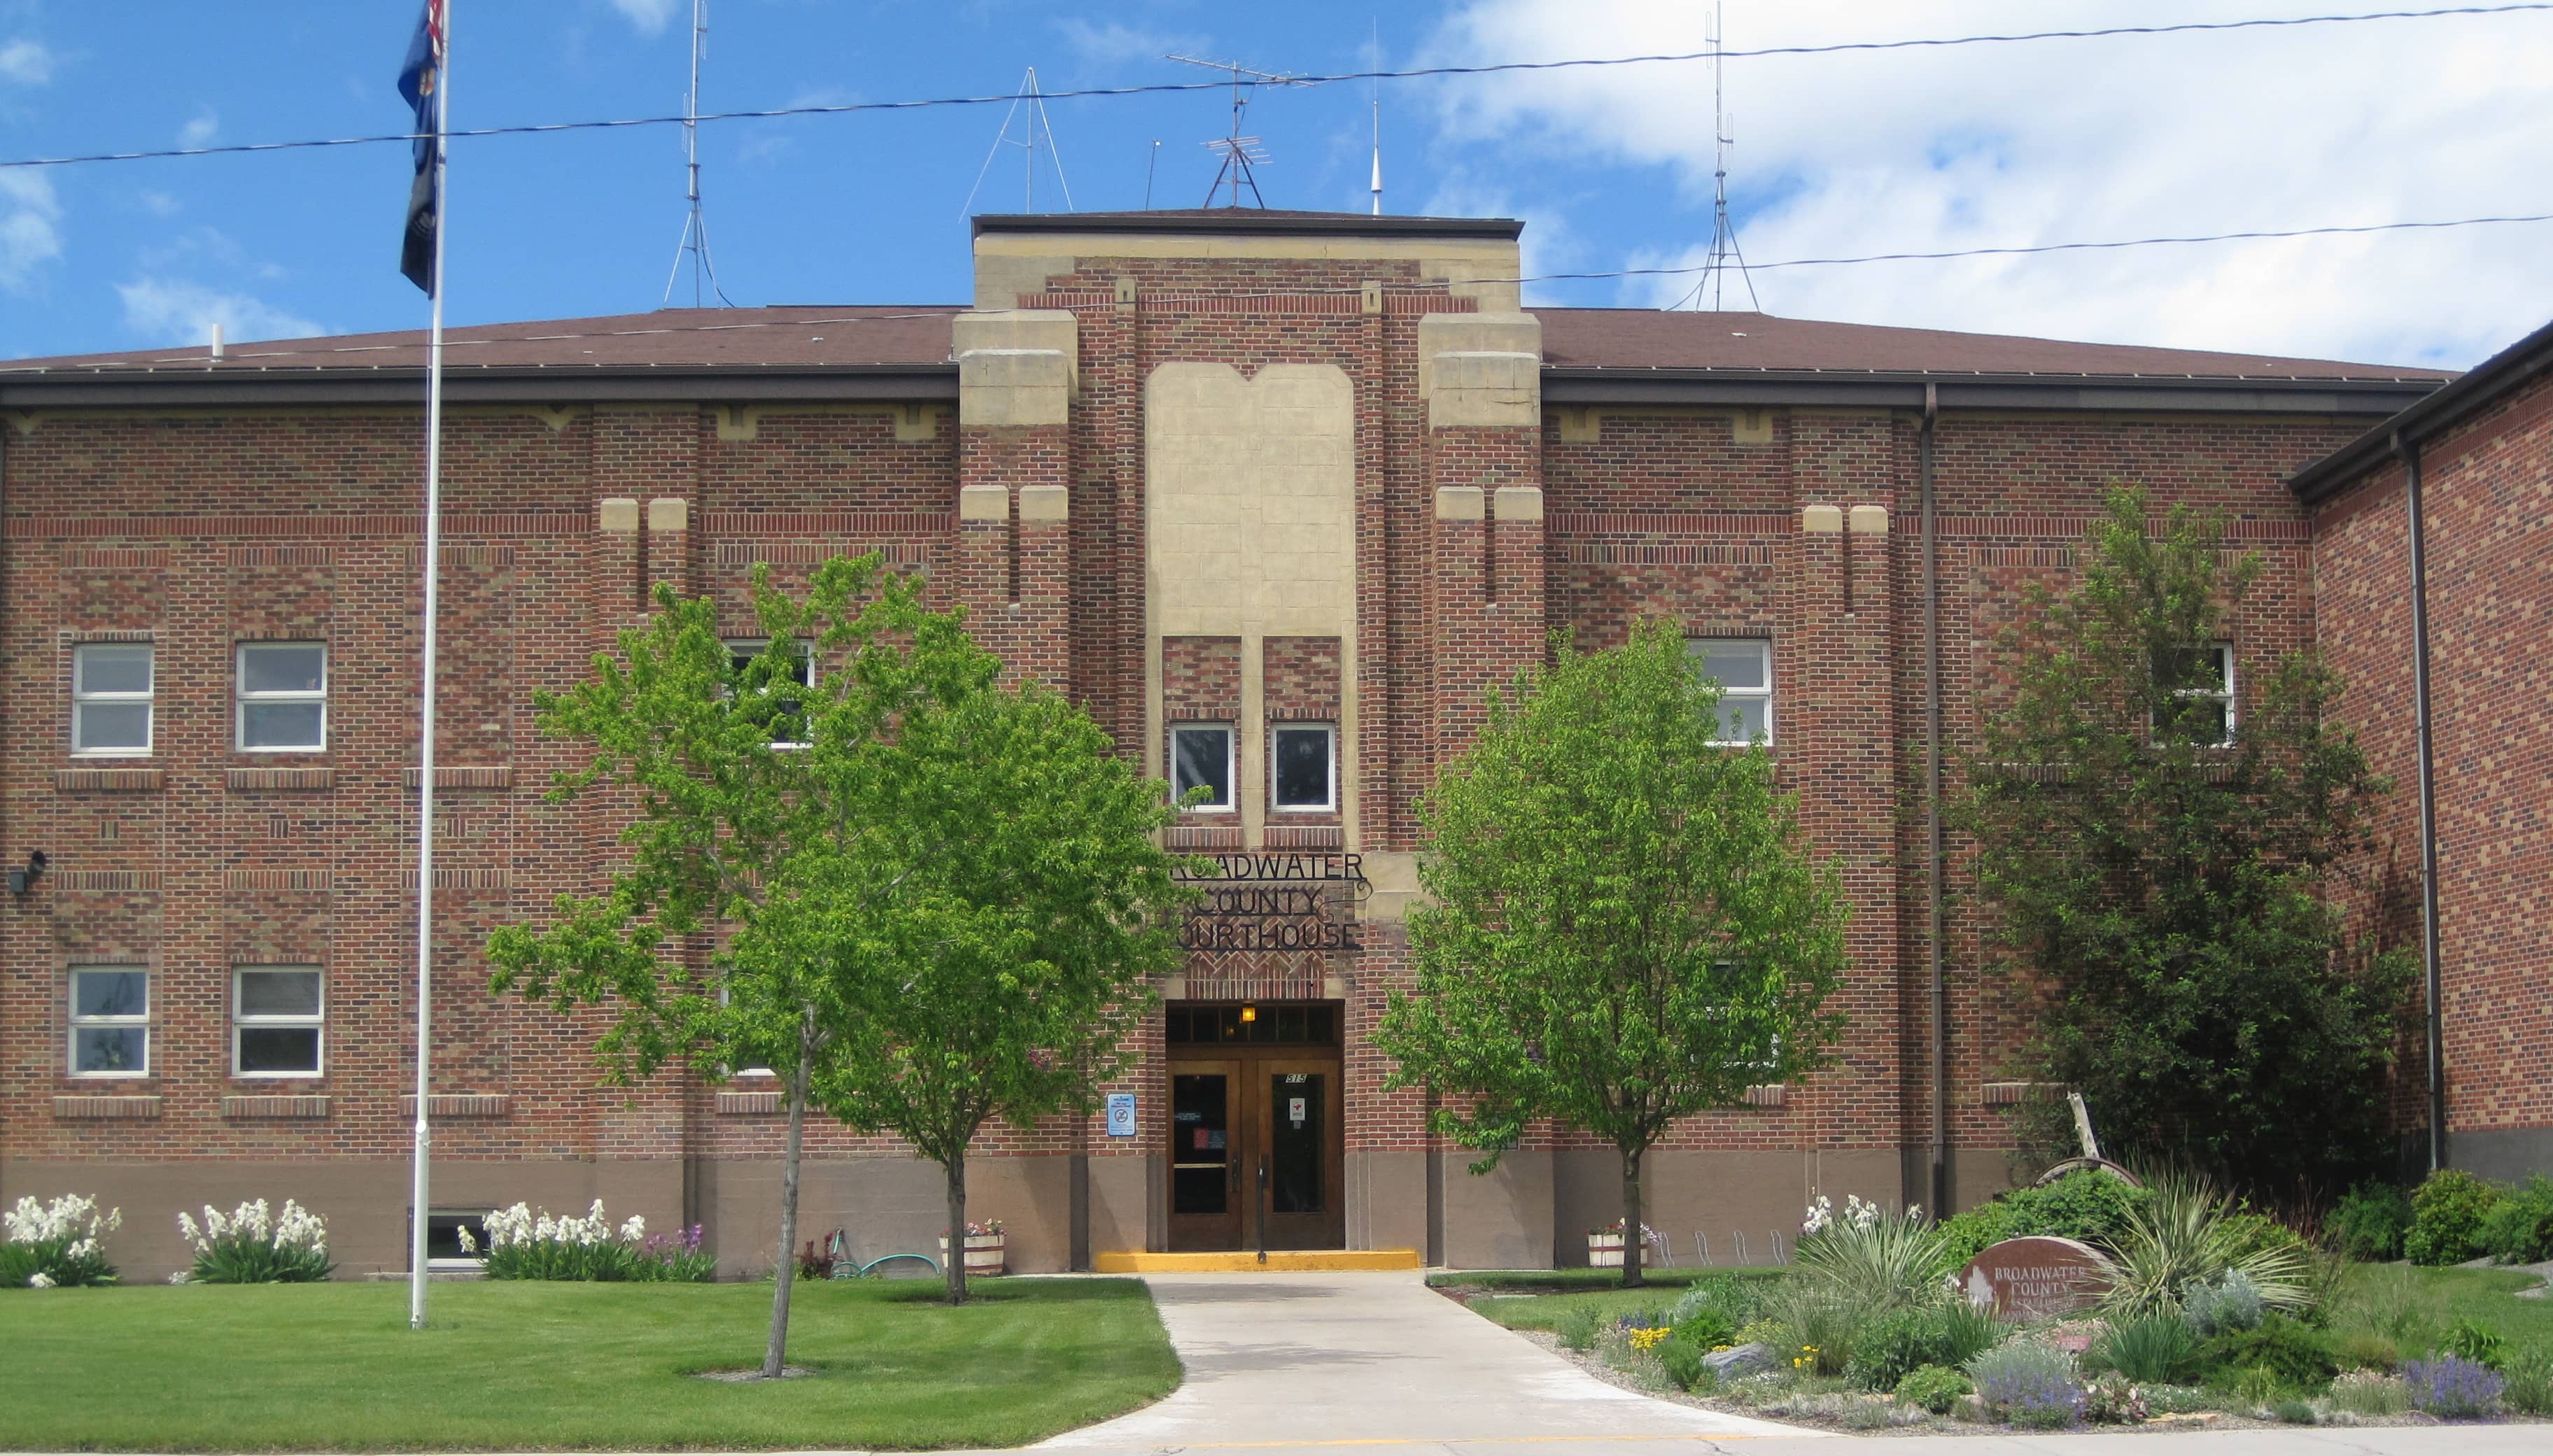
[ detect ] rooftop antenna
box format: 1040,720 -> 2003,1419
962,66 -> 1075,218
661,0 -> 734,308
1677,2 -> 1759,311
1369,22 -> 1383,216
1167,53 -> 1308,208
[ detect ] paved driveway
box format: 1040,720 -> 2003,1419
1035,1269 -> 1815,1452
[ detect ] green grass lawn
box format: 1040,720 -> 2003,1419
0,1277 -> 1179,1452
1433,1267 -> 1787,1331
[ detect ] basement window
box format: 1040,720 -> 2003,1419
1171,724 -> 1235,812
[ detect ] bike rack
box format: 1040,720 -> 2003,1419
822,1228 -> 940,1280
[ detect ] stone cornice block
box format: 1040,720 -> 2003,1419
1801,504 -> 1845,534
1848,504 -> 1890,535
597,497 -> 640,533
1492,486 -> 1545,523
1434,486 -> 1486,522
957,484 -> 1009,523
1018,484 -> 1070,523
647,497 -> 690,532
1416,311 -> 1542,397
955,309 -> 1076,428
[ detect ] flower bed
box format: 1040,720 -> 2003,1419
2,1194 -> 120,1288
475,1200 -> 714,1281
175,1199 -> 332,1283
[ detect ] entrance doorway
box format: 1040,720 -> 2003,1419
1165,1001 -> 1344,1252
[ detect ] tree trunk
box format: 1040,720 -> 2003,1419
764,1004 -> 814,1379
943,1146 -> 969,1306
1620,1145 -> 1646,1290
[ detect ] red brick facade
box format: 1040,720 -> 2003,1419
1,211 -> 2502,1279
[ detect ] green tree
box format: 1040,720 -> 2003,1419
1373,619 -> 1850,1287
767,643 -> 1196,1304
487,554 -> 946,1377
1960,487 -> 2412,1193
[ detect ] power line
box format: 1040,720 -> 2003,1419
1526,211 -> 2553,281
10,208 -> 2545,372
3,5 -> 2547,172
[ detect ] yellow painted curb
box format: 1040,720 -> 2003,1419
1093,1248 -> 1423,1273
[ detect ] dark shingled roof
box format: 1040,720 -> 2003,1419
1535,310 -> 2452,383
0,304 -> 2451,390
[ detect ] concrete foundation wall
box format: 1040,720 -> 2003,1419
1346,1150 -> 1427,1252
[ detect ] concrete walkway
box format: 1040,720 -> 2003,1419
1035,1269 -> 1815,1452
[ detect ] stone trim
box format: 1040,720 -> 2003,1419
55,1095 -> 161,1119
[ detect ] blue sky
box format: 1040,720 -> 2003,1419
3,1 -> 2550,367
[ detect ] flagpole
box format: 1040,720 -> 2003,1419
409,0 -> 450,1334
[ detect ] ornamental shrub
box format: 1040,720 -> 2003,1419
2405,1168 -> 2503,1266
1894,1364 -> 1972,1415
478,1199 -> 713,1282
1555,1306 -> 1601,1352
1967,1339 -> 2085,1429
2475,1175 -> 2553,1264
2403,1354 -> 2505,1419
2081,1376 -> 2150,1424
2092,1310 -> 2201,1383
1656,1338 -> 1712,1392
2199,1313 -> 2337,1390
176,1199 -> 332,1283
0,1194 -> 120,1288
2270,1397 -> 2318,1425
1796,1194 -> 1955,1310
1845,1301 -> 2004,1392
2181,1269 -> 2267,1337
1666,1271 -> 1759,1347
2325,1182 -> 2414,1261
1935,1170 -> 2151,1266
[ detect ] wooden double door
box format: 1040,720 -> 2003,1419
1166,1053 -> 1345,1251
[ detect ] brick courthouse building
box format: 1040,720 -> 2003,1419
1,208 -> 2527,1280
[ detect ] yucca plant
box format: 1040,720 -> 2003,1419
2100,1175 -> 2310,1317
1796,1194 -> 1956,1310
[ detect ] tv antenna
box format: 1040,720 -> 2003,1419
1167,54 -> 1309,208
661,0 -> 734,308
963,66 -> 1074,218
1675,2 -> 1759,311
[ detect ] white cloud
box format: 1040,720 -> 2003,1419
177,108 -> 217,148
137,190 -> 181,218
0,37 -> 55,85
1421,0 -> 2553,366
0,171 -> 63,290
608,0 -> 681,36
1056,19 -> 1200,66
115,278 -> 320,348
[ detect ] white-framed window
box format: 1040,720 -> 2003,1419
71,643 -> 154,756
1689,638 -> 1774,746
1270,723 -> 1337,812
69,966 -> 149,1077
725,637 -> 815,749
423,1210 -> 491,1269
1170,723 -> 1236,812
236,642 -> 328,751
232,966 -> 323,1077
2161,642 -> 2235,747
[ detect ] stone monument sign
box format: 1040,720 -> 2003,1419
1960,1236 -> 2113,1320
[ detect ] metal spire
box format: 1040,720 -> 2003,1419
662,0 -> 733,308
962,67 -> 1075,218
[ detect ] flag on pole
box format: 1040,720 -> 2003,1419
398,0 -> 446,294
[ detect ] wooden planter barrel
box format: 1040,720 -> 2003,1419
1587,1231 -> 1624,1268
938,1233 -> 1006,1276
